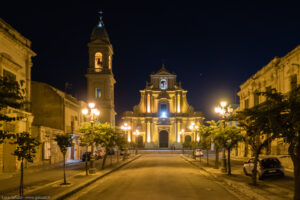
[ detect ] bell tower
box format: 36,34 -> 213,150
86,15 -> 116,125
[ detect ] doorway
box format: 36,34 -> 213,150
159,130 -> 169,148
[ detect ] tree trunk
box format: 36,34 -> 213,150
117,150 -> 119,163
294,155 -> 300,200
252,152 -> 259,185
110,154 -> 112,166
215,146 -> 219,169
63,153 -> 66,184
290,143 -> 300,200
206,148 -> 209,166
20,158 -> 24,197
85,146 -> 88,176
102,153 -> 107,169
244,139 -> 248,157
222,148 -> 227,172
227,148 -> 231,175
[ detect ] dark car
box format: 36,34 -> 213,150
120,148 -> 129,156
82,152 -> 92,162
243,157 -> 285,180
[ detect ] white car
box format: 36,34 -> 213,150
243,157 -> 285,180
194,149 -> 204,157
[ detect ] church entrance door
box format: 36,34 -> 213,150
137,136 -> 144,148
159,130 -> 169,148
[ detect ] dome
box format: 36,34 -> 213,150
90,21 -> 110,44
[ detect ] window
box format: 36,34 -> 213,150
160,103 -> 167,112
290,74 -> 297,90
3,69 -> 16,81
254,91 -> 259,106
160,103 -> 168,118
95,88 -> 101,98
109,56 -> 112,70
95,52 -> 103,72
244,99 -> 249,109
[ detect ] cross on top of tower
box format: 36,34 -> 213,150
98,11 -> 104,28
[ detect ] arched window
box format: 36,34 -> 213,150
95,52 -> 103,72
159,102 -> 168,118
108,56 -> 112,70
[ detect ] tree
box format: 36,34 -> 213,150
11,132 -> 40,196
0,76 -> 25,143
94,123 -> 123,169
198,124 -> 212,165
234,90 -> 279,185
216,125 -> 243,175
79,123 -> 126,169
208,120 -> 221,169
54,134 -> 73,185
258,87 -> 300,200
79,122 -> 95,176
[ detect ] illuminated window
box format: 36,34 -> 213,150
95,88 -> 101,98
109,56 -> 112,70
95,52 -> 103,72
160,103 -> 168,118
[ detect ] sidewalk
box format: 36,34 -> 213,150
182,154 -> 294,200
0,160 -> 86,195
0,153 -> 140,199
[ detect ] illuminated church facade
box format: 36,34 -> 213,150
122,66 -> 203,149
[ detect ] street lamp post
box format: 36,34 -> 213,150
189,122 -> 199,159
121,123 -> 131,142
82,102 -> 100,174
215,100 -> 232,173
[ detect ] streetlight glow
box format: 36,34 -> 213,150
220,101 -> 227,107
82,108 -> 88,115
88,102 -> 95,109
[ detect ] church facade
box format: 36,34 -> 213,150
122,66 -> 203,149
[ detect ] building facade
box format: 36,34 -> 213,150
31,81 -> 87,165
0,18 -> 36,172
237,45 -> 300,159
86,18 -> 116,126
122,66 -> 203,149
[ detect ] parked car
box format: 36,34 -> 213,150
194,149 -> 204,157
120,148 -> 129,156
82,152 -> 92,162
243,157 -> 285,180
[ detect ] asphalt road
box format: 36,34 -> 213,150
68,154 -> 240,200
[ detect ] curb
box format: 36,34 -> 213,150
180,155 -> 267,200
54,154 -> 142,200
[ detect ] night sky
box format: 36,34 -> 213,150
2,2 -> 300,123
